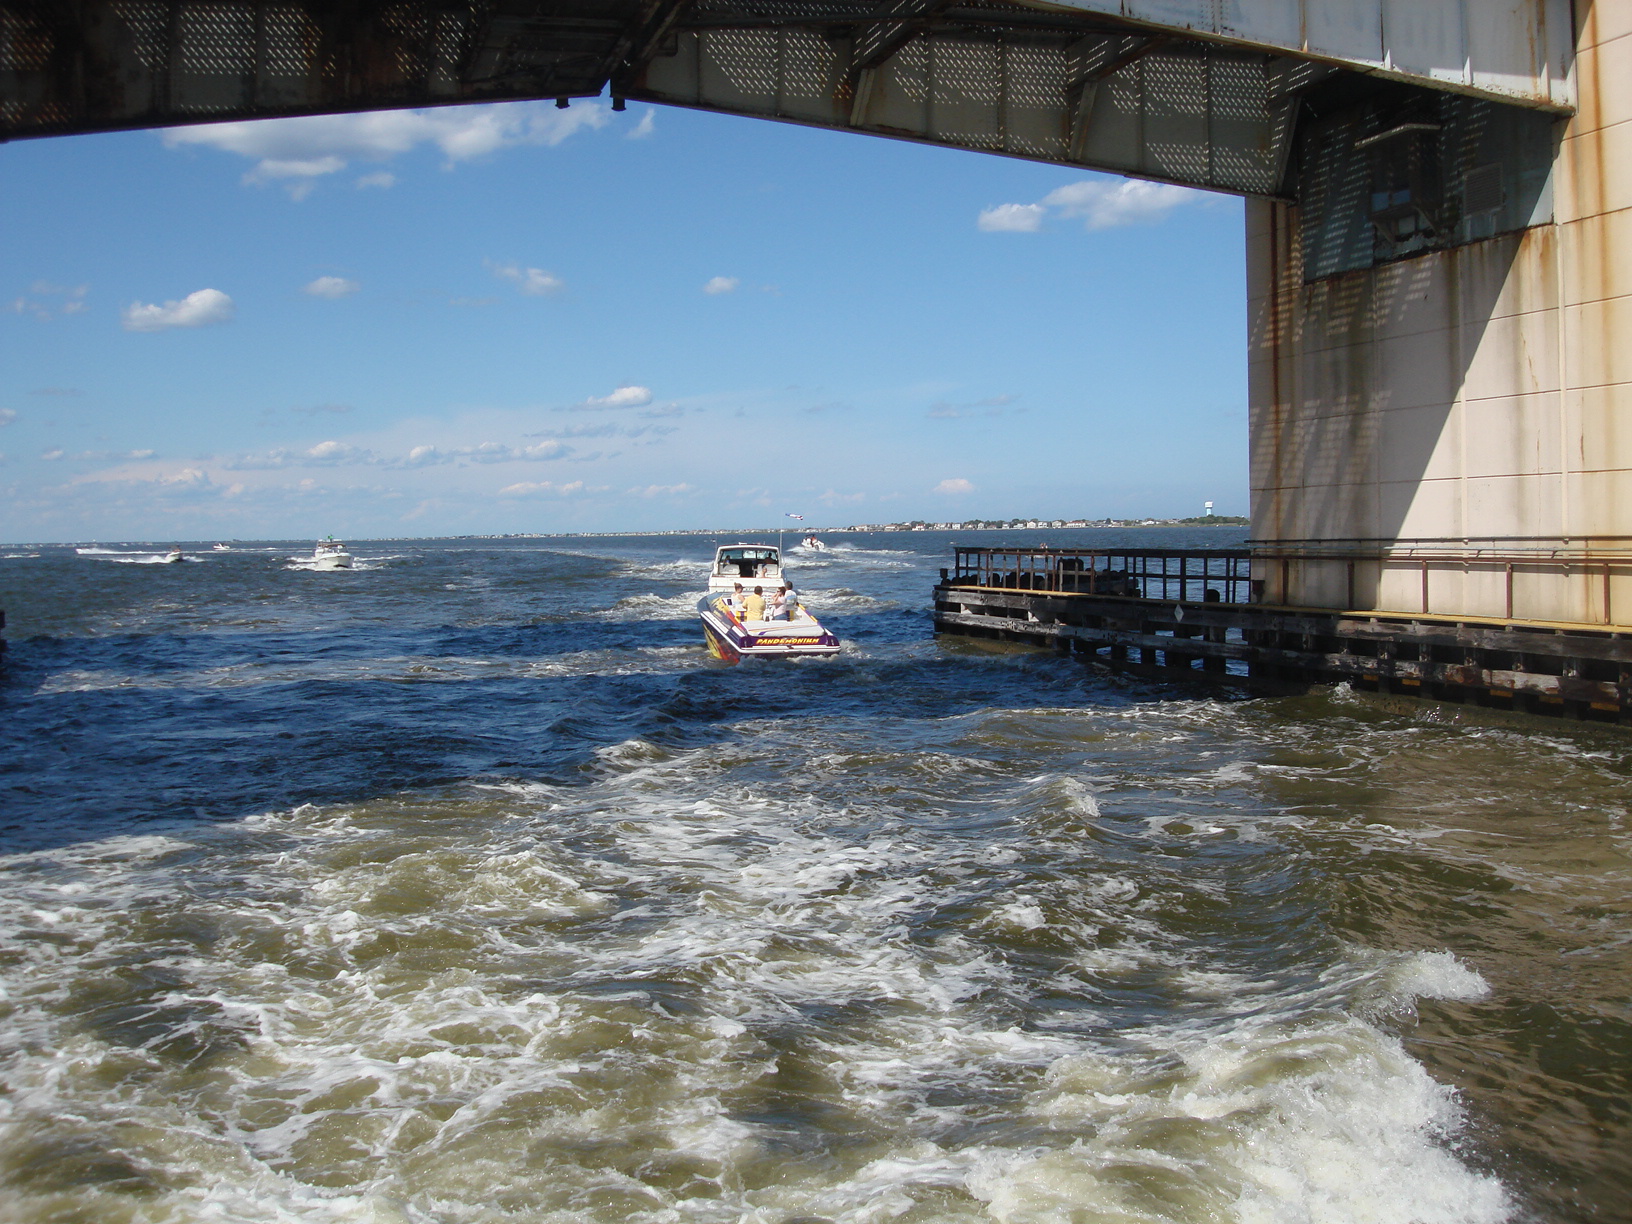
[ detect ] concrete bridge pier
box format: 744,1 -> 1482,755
1247,5 -> 1631,633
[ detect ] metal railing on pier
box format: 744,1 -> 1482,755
946,542 -> 1632,628
937,543 -> 1632,720
946,547 -> 1254,605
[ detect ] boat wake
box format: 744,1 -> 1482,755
0,731 -> 1513,1224
77,550 -> 199,564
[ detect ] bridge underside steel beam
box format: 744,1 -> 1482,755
1032,0 -> 1574,112
634,6 -> 1311,197
0,1 -> 1572,201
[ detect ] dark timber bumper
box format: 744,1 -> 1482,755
934,546 -> 1632,723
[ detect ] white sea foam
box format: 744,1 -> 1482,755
594,590 -> 703,621
1389,950 -> 1492,1001
619,558 -> 711,581
1347,948 -> 1493,1019
78,550 -> 200,564
0,737 -> 1513,1224
800,586 -> 893,612
31,648 -> 704,693
285,557 -> 385,572
978,1019 -> 1510,1224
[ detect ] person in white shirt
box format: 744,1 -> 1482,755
772,584 -> 797,620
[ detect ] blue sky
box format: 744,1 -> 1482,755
1,100 -> 1246,543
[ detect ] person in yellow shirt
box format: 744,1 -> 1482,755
742,586 -> 767,621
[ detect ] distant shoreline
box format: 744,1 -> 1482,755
4,521 -> 1250,548
470,518 -> 1252,539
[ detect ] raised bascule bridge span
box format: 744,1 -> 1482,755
4,1 -> 1628,717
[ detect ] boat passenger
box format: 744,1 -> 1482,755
728,582 -> 746,613
743,586 -> 767,621
769,584 -> 795,620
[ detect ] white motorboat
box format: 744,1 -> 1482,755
162,547 -> 184,563
699,543 -> 839,662
800,535 -> 830,552
312,537 -> 353,570
212,543 -> 231,551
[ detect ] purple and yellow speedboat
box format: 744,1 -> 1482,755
699,544 -> 840,662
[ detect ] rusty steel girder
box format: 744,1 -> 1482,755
0,0 -> 660,139
0,1 -> 1568,202
0,0 -> 1306,197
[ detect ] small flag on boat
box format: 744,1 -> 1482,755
785,512 -> 804,520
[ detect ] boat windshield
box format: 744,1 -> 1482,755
714,547 -> 780,579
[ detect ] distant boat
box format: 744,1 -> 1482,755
162,547 -> 184,563
800,535 -> 830,552
312,537 -> 353,570
212,543 -> 231,551
699,543 -> 839,662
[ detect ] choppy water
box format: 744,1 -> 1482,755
0,529 -> 1627,1224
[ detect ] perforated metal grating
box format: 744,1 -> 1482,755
0,0 -> 1557,219
1463,163 -> 1504,214
262,7 -> 312,80
177,6 -> 255,77
1295,87 -> 1557,282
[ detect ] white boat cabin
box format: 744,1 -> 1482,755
709,545 -> 782,592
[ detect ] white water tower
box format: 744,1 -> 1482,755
1204,501 -> 1214,517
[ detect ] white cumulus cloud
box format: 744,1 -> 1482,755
632,483 -> 694,498
979,178 -> 1202,234
489,261 -> 564,296
122,288 -> 235,332
227,436 -> 571,470
577,385 -> 653,411
304,276 -> 360,299
401,440 -> 566,466
10,282 -> 89,320
820,489 -> 866,505
927,394 -> 1020,420
1043,179 -> 1198,229
63,448 -> 157,461
157,467 -> 211,487
251,155 -> 344,181
935,478 -> 975,495
499,480 -> 587,498
163,102 -> 611,197
224,440 -> 375,469
305,440 -> 365,463
978,203 -> 1045,233
516,440 -> 565,460
703,276 -> 740,295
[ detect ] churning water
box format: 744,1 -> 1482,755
0,530 -> 1627,1224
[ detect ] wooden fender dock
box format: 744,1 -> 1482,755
934,547 -> 1632,723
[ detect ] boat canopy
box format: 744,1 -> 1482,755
714,546 -> 781,579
